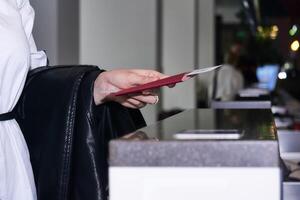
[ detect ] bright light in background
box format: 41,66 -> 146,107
270,31 -> 277,39
289,25 -> 298,36
257,25 -> 279,39
291,40 -> 300,51
272,25 -> 279,32
257,26 -> 263,33
278,72 -> 287,80
270,25 -> 279,40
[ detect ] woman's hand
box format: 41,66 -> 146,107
93,69 -> 168,109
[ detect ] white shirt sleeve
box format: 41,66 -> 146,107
18,0 -> 48,69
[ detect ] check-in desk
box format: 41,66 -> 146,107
109,109 -> 281,200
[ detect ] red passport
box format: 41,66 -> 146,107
112,65 -> 221,96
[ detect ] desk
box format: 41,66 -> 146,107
109,109 -> 281,200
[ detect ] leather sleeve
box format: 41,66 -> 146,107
70,70 -> 146,200
15,65 -> 146,200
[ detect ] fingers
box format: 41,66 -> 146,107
168,84 -> 176,88
121,101 -> 146,109
107,95 -> 160,110
127,73 -> 159,87
120,102 -> 140,109
127,69 -> 169,87
142,89 -> 159,95
126,98 -> 146,108
129,94 -> 159,105
109,95 -> 147,109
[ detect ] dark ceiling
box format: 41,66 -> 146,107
260,0 -> 299,19
281,0 -> 300,18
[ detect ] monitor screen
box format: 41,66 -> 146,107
256,64 -> 279,91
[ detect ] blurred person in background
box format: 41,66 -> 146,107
210,43 -> 245,101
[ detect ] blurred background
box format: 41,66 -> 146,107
30,0 -> 300,125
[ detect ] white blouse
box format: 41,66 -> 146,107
0,0 -> 47,199
208,64 -> 244,101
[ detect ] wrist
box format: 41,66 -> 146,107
93,71 -> 109,105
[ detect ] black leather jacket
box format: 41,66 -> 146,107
14,65 -> 146,200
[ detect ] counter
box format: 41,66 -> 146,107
109,109 -> 281,200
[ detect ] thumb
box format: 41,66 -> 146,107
129,74 -> 160,86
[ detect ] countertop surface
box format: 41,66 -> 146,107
110,109 -> 280,167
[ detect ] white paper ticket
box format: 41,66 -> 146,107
186,65 -> 222,77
